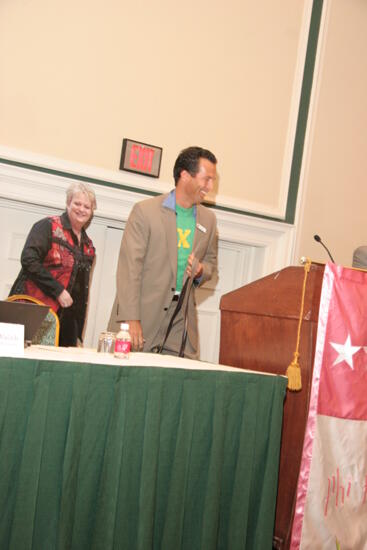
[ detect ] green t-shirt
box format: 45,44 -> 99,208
175,204 -> 196,292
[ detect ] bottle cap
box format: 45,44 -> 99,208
120,322 -> 129,330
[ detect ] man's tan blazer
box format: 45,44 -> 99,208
108,192 -> 217,355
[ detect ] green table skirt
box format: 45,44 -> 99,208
0,358 -> 286,550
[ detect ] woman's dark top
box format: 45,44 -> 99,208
10,211 -> 95,346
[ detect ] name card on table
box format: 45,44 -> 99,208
0,322 -> 24,356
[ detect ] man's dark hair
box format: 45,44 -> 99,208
173,146 -> 217,185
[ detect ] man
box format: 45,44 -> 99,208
108,146 -> 218,358
352,246 -> 367,269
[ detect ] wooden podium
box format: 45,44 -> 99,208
219,263 -> 325,550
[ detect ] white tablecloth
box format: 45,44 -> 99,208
19,345 -> 282,377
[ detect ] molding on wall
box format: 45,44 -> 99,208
0,157 -> 294,274
214,208 -> 295,274
277,0 -> 314,218
285,0 -> 324,223
0,163 -> 293,265
293,0 -> 329,261
0,146 -> 289,219
0,159 -> 142,224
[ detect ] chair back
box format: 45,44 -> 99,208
6,295 -> 60,346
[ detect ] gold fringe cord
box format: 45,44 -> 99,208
286,258 -> 312,391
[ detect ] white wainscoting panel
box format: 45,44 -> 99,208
0,161 -> 294,363
84,225 -> 124,348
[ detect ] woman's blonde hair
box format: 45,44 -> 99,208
65,182 -> 97,228
66,182 -> 97,211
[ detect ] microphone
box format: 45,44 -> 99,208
314,234 -> 335,263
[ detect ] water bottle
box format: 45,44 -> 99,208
114,323 -> 131,359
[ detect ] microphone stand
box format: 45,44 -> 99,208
313,235 -> 335,263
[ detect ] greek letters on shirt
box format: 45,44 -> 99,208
177,228 -> 191,249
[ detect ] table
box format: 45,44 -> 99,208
0,347 -> 287,550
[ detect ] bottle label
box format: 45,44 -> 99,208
115,340 -> 131,354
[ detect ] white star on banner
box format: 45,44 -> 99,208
330,334 -> 361,370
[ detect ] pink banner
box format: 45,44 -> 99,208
291,263 -> 367,549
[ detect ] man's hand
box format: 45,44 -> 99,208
128,320 -> 145,351
186,253 -> 203,279
57,289 -> 73,308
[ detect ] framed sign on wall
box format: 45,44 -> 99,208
120,138 -> 162,178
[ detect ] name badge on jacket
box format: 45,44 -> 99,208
196,223 -> 207,234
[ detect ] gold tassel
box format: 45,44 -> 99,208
286,352 -> 302,391
286,258 -> 312,391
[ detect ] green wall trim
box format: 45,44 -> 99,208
0,156 -> 292,223
0,157 -> 158,198
285,0 -> 324,224
0,0 -> 323,226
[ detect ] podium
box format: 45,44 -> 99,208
219,264 -> 324,550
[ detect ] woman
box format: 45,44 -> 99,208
10,182 -> 97,346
